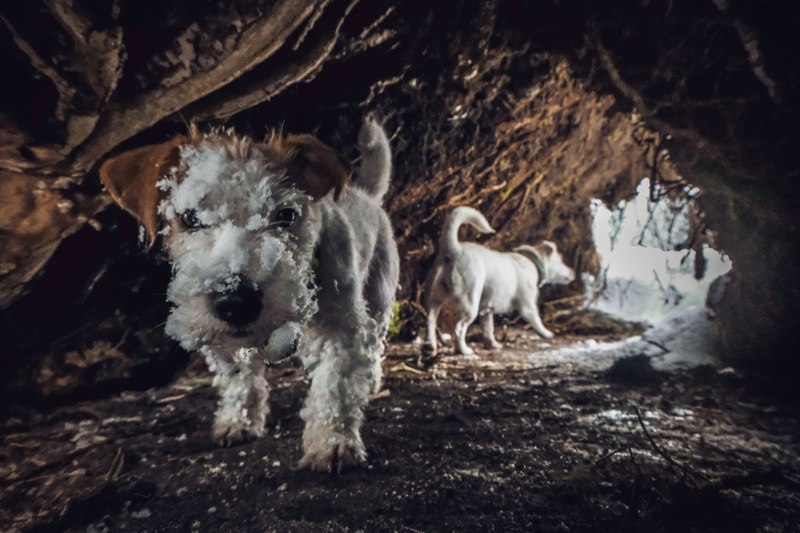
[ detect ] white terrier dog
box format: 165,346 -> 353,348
99,115 -> 399,472
425,206 -> 575,356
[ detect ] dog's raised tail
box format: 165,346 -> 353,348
442,206 -> 495,255
355,114 -> 392,202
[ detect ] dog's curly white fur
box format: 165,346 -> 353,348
100,115 -> 399,472
426,206 -> 575,357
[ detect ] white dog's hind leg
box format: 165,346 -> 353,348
423,265 -> 448,355
454,318 -> 477,357
425,305 -> 442,355
204,348 -> 270,446
453,303 -> 480,357
521,305 -> 555,340
453,283 -> 481,357
479,309 -> 502,349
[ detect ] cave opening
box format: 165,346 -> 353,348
585,176 -> 733,369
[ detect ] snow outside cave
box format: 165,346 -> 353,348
566,178 -> 733,370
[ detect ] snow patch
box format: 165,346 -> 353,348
582,179 -> 732,369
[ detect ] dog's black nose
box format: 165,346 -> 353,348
211,279 -> 263,326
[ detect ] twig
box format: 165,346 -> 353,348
642,339 -> 670,354
155,394 -> 187,404
370,389 -> 391,400
633,406 -> 706,484
594,444 -> 630,466
105,447 -> 125,481
544,294 -> 585,307
398,363 -> 426,375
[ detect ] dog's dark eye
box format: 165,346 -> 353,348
180,209 -> 206,230
271,207 -> 299,229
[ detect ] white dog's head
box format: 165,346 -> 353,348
517,241 -> 576,286
99,128 -> 352,355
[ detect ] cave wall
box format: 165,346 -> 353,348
1,0 -> 798,405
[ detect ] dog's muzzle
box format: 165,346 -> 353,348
210,278 -> 263,327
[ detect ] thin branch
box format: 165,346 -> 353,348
634,406 -> 707,484
292,0 -> 333,51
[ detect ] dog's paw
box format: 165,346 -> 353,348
539,330 -> 555,340
212,420 -> 264,447
421,342 -> 438,357
299,436 -> 367,473
417,344 -> 439,369
456,346 -> 476,357
484,340 -> 503,350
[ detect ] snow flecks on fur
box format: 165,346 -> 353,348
209,223 -> 248,283
158,145 -> 228,224
157,138 -> 319,356
211,356 -> 269,444
246,213 -> 268,231
258,236 -> 286,275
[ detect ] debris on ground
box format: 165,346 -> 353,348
1,328 -> 799,532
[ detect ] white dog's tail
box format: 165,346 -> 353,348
354,114 -> 392,202
442,206 -> 495,255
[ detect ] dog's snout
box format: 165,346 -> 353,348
211,280 -> 263,327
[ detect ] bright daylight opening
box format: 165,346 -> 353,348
582,178 -> 732,369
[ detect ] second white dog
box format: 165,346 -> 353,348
426,206 -> 575,356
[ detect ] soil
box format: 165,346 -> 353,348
2,325 -> 800,532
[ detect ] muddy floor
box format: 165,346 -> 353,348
2,326 -> 800,532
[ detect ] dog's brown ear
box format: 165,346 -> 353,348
285,134 -> 351,200
98,137 -> 185,247
537,241 -> 556,257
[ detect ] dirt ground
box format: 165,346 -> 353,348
2,325 -> 800,532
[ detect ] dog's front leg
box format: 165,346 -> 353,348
521,304 -> 555,340
203,348 -> 270,446
298,325 -> 376,472
297,209 -> 381,472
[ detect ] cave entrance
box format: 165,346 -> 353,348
584,176 -> 732,369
